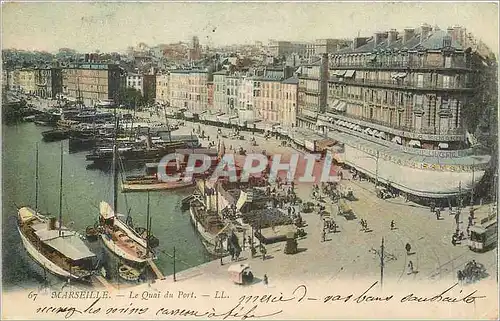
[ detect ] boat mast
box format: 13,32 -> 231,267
35,142 -> 39,213
58,142 -> 64,237
146,191 -> 150,256
163,104 -> 172,142
113,112 -> 119,213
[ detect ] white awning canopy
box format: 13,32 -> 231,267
378,132 -> 387,140
355,125 -> 363,132
408,140 -> 421,147
438,142 -> 449,149
344,70 -> 356,78
391,136 -> 402,144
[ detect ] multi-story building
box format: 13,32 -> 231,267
268,40 -> 313,58
17,69 -> 36,94
296,54 -> 329,130
253,78 -> 282,123
62,62 -> 121,106
155,73 -> 170,105
213,71 -> 228,113
314,38 -> 351,55
125,73 -> 156,103
226,75 -> 241,115
207,81 -> 214,109
34,67 -> 63,98
300,25 -> 491,200
169,69 -> 208,113
281,76 -> 299,128
237,77 -> 256,121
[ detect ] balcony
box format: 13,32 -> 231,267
328,61 -> 471,71
328,77 -> 474,92
325,111 -> 465,138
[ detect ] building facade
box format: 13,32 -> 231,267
15,69 -> 36,94
213,71 -> 227,113
126,73 -> 156,103
280,77 -> 299,128
34,68 -> 63,98
297,25 -> 491,199
253,78 -> 281,123
169,70 -> 208,112
155,73 -> 170,105
226,75 -> 241,115
62,63 -> 121,106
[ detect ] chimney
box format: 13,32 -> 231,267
352,37 -> 369,50
420,24 -> 432,41
373,32 -> 388,47
403,28 -> 415,44
387,29 -> 398,45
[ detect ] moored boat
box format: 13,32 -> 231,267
17,208 -> 97,282
17,143 -> 97,283
42,128 -> 70,142
117,264 -> 143,282
189,198 -> 228,256
121,177 -> 195,193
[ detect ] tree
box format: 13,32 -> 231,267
117,87 -> 145,109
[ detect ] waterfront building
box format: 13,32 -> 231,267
253,77 -> 281,123
213,71 -> 228,113
226,75 -> 241,116
125,73 -> 156,103
281,76 -> 299,129
296,54 -> 329,130
62,63 -> 121,106
237,77 -> 255,121
297,25 -> 492,199
155,73 -> 170,105
207,81 -> 214,109
169,69 -> 208,113
34,67 -> 63,99
13,69 -> 37,94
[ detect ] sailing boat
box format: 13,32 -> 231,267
17,143 -> 97,282
98,117 -> 156,264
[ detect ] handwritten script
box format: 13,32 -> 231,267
28,282 -> 486,320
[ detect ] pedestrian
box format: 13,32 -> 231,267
452,234 -> 457,246
407,261 -> 414,275
260,245 -> 267,260
435,208 -> 441,220
468,215 -> 473,227
242,237 -> 246,250
390,220 -> 395,230
466,227 -> 470,237
469,207 -> 475,219
322,230 -> 326,242
405,243 -> 411,255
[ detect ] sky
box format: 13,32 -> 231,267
2,2 -> 499,54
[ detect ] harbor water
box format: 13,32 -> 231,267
2,122 -> 211,289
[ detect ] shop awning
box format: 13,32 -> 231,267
330,99 -> 340,109
372,130 -> 379,136
391,136 -> 402,144
344,70 -> 356,78
408,140 -> 421,147
334,70 -> 346,76
355,125 -> 363,132
336,102 -> 347,112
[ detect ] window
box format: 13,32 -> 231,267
441,96 -> 449,109
417,74 -> 424,88
444,56 -> 452,68
443,76 -> 451,89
